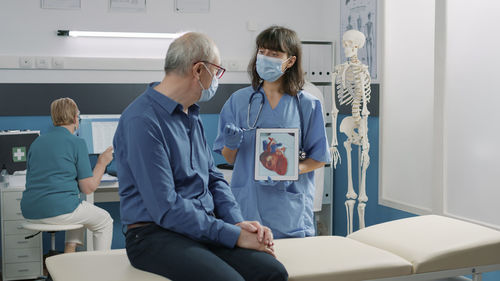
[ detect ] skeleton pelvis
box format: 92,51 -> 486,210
340,116 -> 365,145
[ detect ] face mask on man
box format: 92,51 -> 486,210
198,63 -> 219,102
256,54 -> 291,82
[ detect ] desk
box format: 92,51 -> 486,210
0,173 -> 119,254
0,186 -> 43,281
85,181 -> 119,251
86,181 -> 119,204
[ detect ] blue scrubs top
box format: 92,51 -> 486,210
214,86 -> 331,238
113,82 -> 243,248
21,126 -> 93,219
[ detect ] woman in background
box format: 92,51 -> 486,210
213,26 -> 331,238
21,97 -> 113,252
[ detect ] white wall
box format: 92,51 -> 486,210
381,0 -> 500,229
0,0 -> 339,84
443,0 -> 500,228
380,0 -> 436,214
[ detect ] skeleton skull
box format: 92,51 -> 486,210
342,29 -> 366,58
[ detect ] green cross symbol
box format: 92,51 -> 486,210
12,147 -> 26,162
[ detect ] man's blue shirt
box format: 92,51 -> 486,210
113,82 -> 243,248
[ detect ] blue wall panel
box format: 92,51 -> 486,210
0,116 -> 53,133
333,114 -> 414,236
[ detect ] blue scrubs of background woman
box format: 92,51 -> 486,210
213,26 -> 331,238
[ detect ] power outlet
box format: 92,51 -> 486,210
222,59 -> 246,72
52,57 -> 64,69
19,57 -> 33,68
35,57 -> 51,69
247,21 -> 258,32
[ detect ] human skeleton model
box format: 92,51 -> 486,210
331,29 -> 371,234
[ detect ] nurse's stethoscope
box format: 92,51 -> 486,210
247,85 -> 307,161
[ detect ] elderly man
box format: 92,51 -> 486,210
113,32 -> 288,281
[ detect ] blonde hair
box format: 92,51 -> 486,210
50,97 -> 78,126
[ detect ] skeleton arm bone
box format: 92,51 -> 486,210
330,68 -> 341,168
358,66 -> 371,181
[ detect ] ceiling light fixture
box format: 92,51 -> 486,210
57,30 -> 183,39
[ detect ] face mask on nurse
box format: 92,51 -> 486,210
198,63 -> 219,102
256,54 -> 291,82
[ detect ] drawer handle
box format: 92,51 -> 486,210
16,198 -> 21,201
17,226 -> 23,229
18,269 -> 29,272
17,255 -> 29,258
17,241 -> 28,244
16,212 -> 22,216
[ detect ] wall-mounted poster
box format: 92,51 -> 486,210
340,0 -> 377,80
254,128 -> 299,181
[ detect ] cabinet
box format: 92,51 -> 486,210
302,41 -> 336,235
302,42 -> 334,83
1,187 -> 43,280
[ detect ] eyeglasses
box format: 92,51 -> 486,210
199,61 -> 226,79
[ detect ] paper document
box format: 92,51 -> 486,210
101,173 -> 118,182
91,121 -> 118,154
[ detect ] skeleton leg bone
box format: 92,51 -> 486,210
358,138 -> 370,203
358,202 -> 366,229
358,110 -> 370,203
341,117 -> 359,234
358,151 -> 370,203
345,199 -> 356,235
343,139 -> 357,200
340,117 -> 358,200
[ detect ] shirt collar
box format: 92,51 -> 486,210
146,82 -> 200,116
53,126 -> 72,135
296,90 -> 304,99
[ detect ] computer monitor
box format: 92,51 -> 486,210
78,115 -> 120,154
0,131 -> 40,175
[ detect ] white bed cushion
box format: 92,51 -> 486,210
46,236 -> 412,281
348,215 -> 500,274
46,249 -> 169,281
275,236 -> 412,281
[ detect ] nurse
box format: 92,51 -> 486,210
21,98 -> 114,252
213,26 -> 331,238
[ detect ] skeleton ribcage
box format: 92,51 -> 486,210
335,63 -> 371,121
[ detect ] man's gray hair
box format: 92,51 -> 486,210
164,32 -> 219,75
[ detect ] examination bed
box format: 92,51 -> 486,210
46,215 -> 500,281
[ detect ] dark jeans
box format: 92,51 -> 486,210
125,224 -> 288,281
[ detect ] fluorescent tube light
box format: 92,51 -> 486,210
57,30 -> 183,39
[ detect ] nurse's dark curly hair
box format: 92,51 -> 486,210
248,25 -> 304,96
